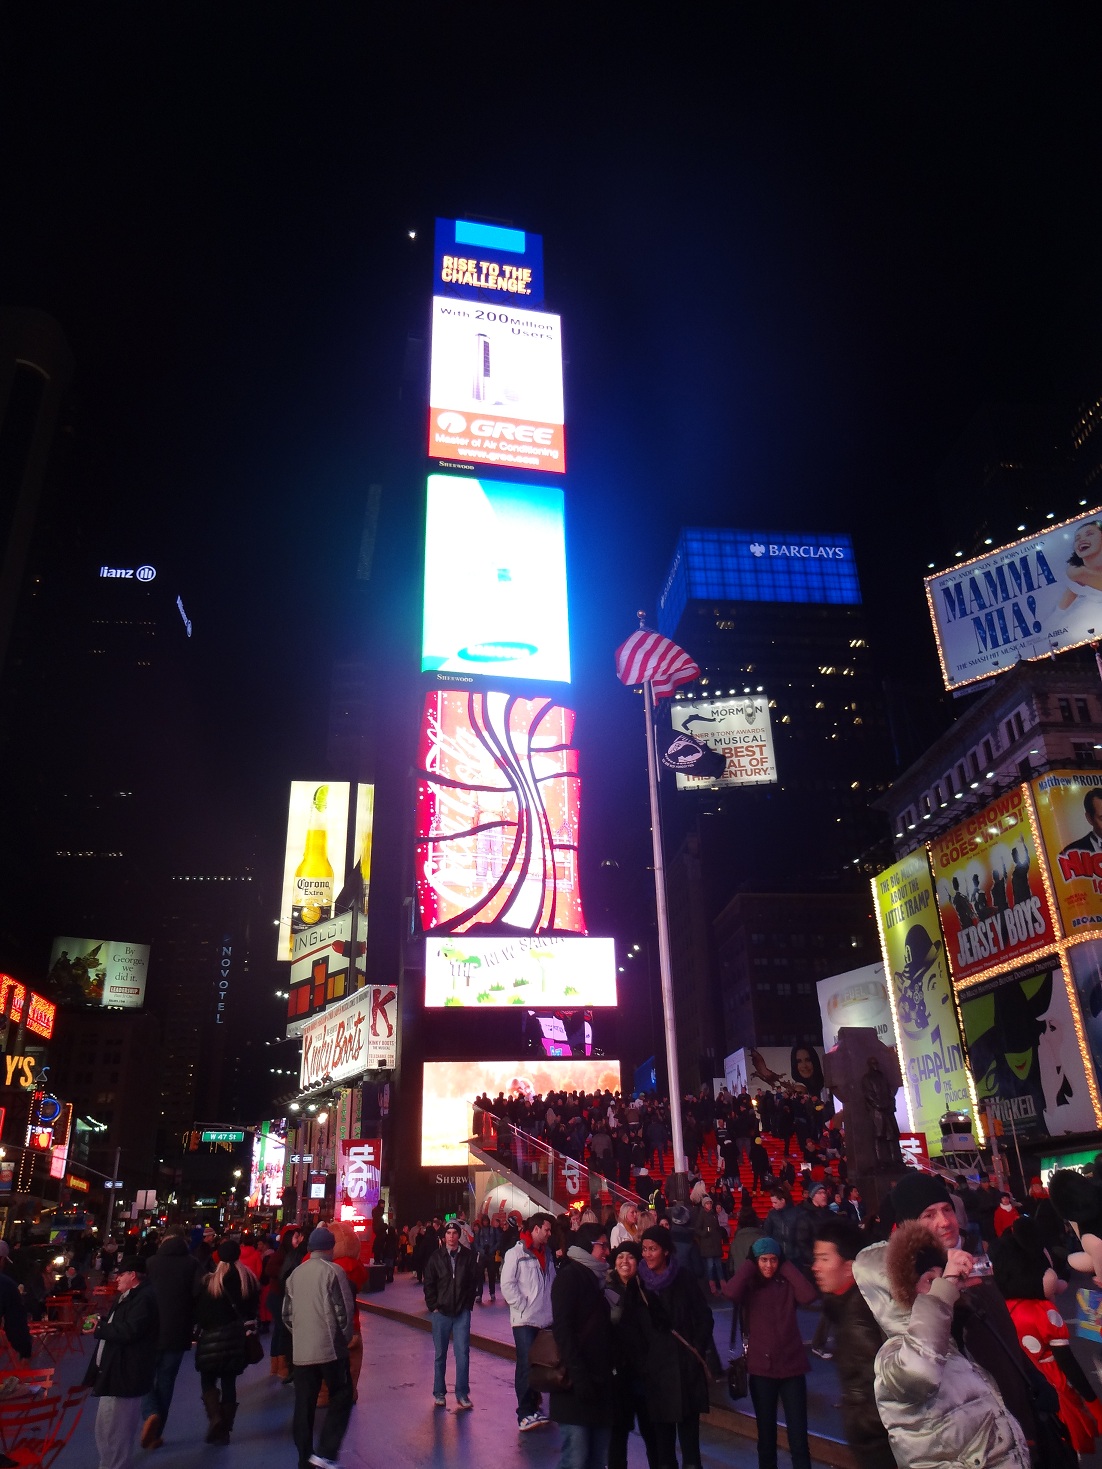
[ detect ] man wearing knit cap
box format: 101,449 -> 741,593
283,1226 -> 355,1469
423,1220 -> 479,1409
854,1172 -> 1042,1466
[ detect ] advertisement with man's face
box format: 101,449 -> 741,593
421,1058 -> 621,1167
1033,771 -> 1102,936
959,966 -> 1097,1139
872,855 -> 973,1153
925,506 -> 1102,691
930,788 -> 1057,983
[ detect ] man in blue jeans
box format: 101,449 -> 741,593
423,1221 -> 478,1409
141,1234 -> 200,1449
499,1212 -> 554,1431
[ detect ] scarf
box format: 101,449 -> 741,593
520,1230 -> 547,1272
567,1244 -> 620,1307
638,1252 -> 680,1293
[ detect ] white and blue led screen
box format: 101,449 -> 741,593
422,474 -> 570,683
658,528 -> 861,633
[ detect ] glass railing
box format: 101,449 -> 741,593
471,1106 -> 646,1214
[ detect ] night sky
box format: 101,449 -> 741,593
6,8 -> 1102,963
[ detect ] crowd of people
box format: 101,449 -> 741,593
392,1085 -> 1102,1469
75,1220 -> 370,1469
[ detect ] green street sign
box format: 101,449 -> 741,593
201,1129 -> 245,1143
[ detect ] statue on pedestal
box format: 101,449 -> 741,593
823,1026 -> 909,1214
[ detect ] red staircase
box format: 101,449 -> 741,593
632,1134 -> 815,1220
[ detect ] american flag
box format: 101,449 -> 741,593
615,629 -> 700,700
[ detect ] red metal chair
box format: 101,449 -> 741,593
12,1386 -> 91,1469
0,1392 -> 60,1457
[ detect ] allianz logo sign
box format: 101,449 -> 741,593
749,542 -> 845,560
99,564 -> 156,580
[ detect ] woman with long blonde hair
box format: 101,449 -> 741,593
194,1239 -> 260,1443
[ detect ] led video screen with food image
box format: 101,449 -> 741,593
420,1058 -> 621,1167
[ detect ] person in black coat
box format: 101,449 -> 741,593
267,1224 -> 306,1382
140,1233 -> 200,1449
550,1222 -> 615,1469
637,1225 -> 714,1469
87,1256 -> 160,1469
608,1242 -> 659,1469
193,1239 -> 260,1443
423,1221 -> 480,1407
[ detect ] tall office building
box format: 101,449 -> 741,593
653,528 -> 894,1081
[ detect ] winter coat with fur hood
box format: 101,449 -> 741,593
852,1224 -> 1029,1469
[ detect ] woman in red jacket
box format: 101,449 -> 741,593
723,1235 -> 818,1469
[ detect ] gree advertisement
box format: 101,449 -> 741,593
817,963 -> 894,1050
424,936 -> 615,1008
872,854 -> 973,1153
287,913 -> 365,1032
930,789 -> 1056,983
1033,771 -> 1102,935
46,938 -> 149,1010
336,1138 -> 382,1225
298,983 -> 397,1089
421,1057 -> 621,1167
959,966 -> 1097,1139
422,475 -> 570,683
428,298 -> 565,473
925,506 -> 1102,691
416,690 -> 585,935
434,218 -> 544,305
666,696 -> 777,789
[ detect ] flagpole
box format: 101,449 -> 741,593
642,669 -> 688,1188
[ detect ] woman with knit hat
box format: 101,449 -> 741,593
193,1237 -> 260,1443
723,1235 -> 817,1469
634,1224 -> 714,1469
607,1241 -> 659,1469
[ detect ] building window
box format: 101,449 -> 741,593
969,751 -> 980,779
983,738 -> 995,766
921,794 -> 931,815
1073,743 -> 1099,768
1004,720 -> 1014,744
776,983 -> 792,996
1059,698 -> 1074,724
957,764 -> 967,791
944,772 -> 955,797
1078,698 -> 1092,723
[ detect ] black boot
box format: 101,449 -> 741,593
221,1404 -> 238,1441
202,1389 -> 227,1444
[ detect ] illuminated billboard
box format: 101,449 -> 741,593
424,936 -> 615,1008
925,506 -> 1102,691
46,938 -> 149,1009
287,913 -> 365,1031
298,983 -> 397,1089
247,1120 -> 286,1209
421,1058 -> 621,1167
337,1138 -> 382,1225
666,696 -> 777,789
658,528 -> 860,634
959,966 -> 1099,1139
1033,770 -> 1102,936
434,218 -> 544,305
428,298 -> 565,474
930,790 -> 1057,984
277,782 -> 350,961
0,976 -> 56,1040
422,475 -> 570,683
817,963 -> 894,1050
416,690 -> 585,935
872,854 -> 974,1153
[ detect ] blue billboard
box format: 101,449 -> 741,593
422,474 -> 570,683
433,218 -> 544,306
658,528 -> 861,633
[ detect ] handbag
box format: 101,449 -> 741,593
230,1295 -> 264,1366
727,1310 -> 749,1400
527,1327 -> 570,1391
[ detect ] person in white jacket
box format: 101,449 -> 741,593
499,1213 -> 555,1432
